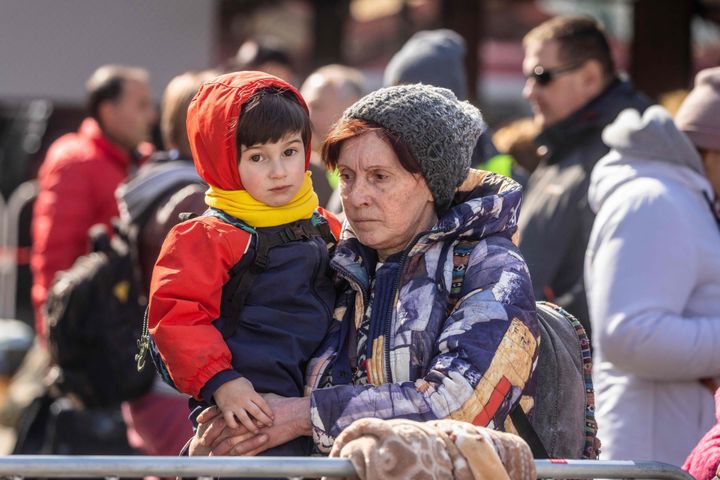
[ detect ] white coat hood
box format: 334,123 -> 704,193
589,105 -> 713,214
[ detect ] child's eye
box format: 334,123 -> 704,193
249,154 -> 263,163
283,148 -> 297,157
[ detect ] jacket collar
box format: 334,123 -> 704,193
79,117 -> 135,170
536,79 -> 638,152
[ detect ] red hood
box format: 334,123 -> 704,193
186,71 -> 310,190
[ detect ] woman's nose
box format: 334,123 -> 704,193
343,179 -> 370,208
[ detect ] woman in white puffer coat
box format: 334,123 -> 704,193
585,67 -> 720,466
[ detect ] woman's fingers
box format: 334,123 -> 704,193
211,432 -> 268,456
197,405 -> 222,424
209,429 -> 260,455
198,415 -> 229,448
230,434 -> 270,456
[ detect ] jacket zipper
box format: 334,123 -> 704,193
381,228 -> 440,384
383,254 -> 406,384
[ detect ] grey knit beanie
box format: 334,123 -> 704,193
675,67 -> 720,151
342,83 -> 485,212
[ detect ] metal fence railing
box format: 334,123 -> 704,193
0,456 -> 696,479
0,179 -> 38,320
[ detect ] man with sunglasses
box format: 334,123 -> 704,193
516,15 -> 650,337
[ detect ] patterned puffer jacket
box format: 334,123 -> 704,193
306,169 -> 540,452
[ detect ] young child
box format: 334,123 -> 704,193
147,71 -> 340,456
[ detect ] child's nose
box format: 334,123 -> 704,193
270,158 -> 287,178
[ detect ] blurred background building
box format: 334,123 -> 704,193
1,0 -> 719,328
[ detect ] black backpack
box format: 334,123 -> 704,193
43,157 -> 203,408
449,240 -> 600,460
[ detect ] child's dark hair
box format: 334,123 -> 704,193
236,87 -> 311,151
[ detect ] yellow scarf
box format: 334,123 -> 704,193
205,171 -> 318,228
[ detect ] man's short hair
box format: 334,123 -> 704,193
523,16 -> 616,82
85,65 -> 149,120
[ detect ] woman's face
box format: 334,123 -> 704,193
337,131 -> 436,260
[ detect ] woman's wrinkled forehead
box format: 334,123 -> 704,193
328,121 -> 421,177
338,131 -> 404,172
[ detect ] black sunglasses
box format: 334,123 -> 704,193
526,63 -> 583,86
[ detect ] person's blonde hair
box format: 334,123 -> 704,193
658,89 -> 689,117
161,70 -> 218,157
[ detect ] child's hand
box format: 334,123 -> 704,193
213,377 -> 274,433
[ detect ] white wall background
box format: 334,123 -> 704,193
0,0 -> 216,104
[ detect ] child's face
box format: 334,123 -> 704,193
238,131 -> 306,206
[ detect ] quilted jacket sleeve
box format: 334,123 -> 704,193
148,217 -> 250,399
310,236 -> 539,451
31,157 -> 108,340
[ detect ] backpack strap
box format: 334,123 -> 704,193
509,405 -> 550,459
450,239 -> 550,459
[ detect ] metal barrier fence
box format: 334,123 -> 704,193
0,456 -> 696,479
0,179 -> 38,320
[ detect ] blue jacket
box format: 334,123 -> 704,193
306,169 -> 539,452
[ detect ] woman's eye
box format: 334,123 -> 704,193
373,173 -> 388,181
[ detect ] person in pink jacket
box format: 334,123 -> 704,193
684,387 -> 720,480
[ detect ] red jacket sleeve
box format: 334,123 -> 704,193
317,207 -> 342,240
148,216 -> 251,398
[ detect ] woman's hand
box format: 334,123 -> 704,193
190,395 -> 312,456
188,405 -> 268,456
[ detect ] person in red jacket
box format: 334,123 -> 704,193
147,72 -> 340,459
31,65 -> 156,342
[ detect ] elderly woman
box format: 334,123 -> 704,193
189,84 -> 539,456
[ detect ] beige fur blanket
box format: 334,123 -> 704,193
323,418 -> 535,480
